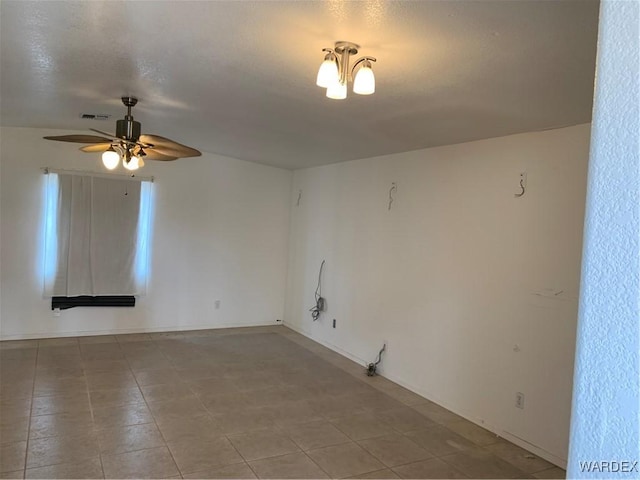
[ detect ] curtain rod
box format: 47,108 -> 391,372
42,167 -> 154,183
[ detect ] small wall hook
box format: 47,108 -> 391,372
388,182 -> 397,210
514,172 -> 526,198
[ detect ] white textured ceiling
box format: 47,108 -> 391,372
1,0 -> 599,169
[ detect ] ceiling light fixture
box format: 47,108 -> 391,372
103,97 -> 145,171
316,41 -> 376,99
122,151 -> 144,171
102,142 -> 145,171
45,97 -> 202,172
101,146 -> 120,170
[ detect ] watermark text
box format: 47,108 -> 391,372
579,461 -> 639,473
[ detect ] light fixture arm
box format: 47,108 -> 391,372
351,56 -> 377,76
321,47 -> 339,77
113,143 -> 125,157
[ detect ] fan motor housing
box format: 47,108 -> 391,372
116,118 -> 141,141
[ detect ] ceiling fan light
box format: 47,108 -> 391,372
326,80 -> 347,100
124,155 -> 140,171
102,147 -> 120,170
316,55 -> 339,88
353,62 -> 375,95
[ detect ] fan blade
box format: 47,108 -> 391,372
80,143 -> 113,153
142,149 -> 178,161
139,134 -> 201,158
43,135 -> 112,144
148,146 -> 195,159
89,128 -> 137,146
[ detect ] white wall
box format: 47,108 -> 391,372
568,1 -> 639,476
0,127 -> 292,339
285,124 -> 591,465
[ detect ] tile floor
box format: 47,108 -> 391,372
0,326 -> 566,479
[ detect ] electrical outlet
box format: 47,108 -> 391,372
515,392 -> 525,409
318,297 -> 326,311
214,300 -> 221,310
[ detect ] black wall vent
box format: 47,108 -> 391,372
80,113 -> 111,120
52,296 -> 135,310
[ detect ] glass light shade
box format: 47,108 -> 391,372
102,149 -> 120,170
326,80 -> 347,99
316,58 -> 339,88
124,156 -> 140,171
353,64 -> 375,95
136,149 -> 146,168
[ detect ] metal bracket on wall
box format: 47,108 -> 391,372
388,182 -> 397,210
514,172 -> 527,197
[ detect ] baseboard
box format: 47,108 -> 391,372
283,320 -> 568,469
282,321 -> 370,367
499,431 -> 568,470
0,321 -> 280,341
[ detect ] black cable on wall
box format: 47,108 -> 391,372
309,260 -> 326,321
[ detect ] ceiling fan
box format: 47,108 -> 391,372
43,96 -> 201,171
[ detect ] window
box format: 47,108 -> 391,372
43,171 -> 153,299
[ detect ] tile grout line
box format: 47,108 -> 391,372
222,434 -> 261,480
267,415 -> 334,479
152,335 -> 221,479
28,340 -> 101,475
126,335 -> 184,479
479,443 -> 555,475
81,342 -> 107,480
272,330 -> 391,480
22,341 -> 40,477
437,449 -> 526,479
158,338 -> 263,480
301,450 -> 334,479
178,461 -> 250,480
278,344 -> 352,478
168,333 -> 309,479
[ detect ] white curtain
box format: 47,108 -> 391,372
45,173 -> 149,296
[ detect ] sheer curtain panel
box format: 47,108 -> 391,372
45,172 -> 148,296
